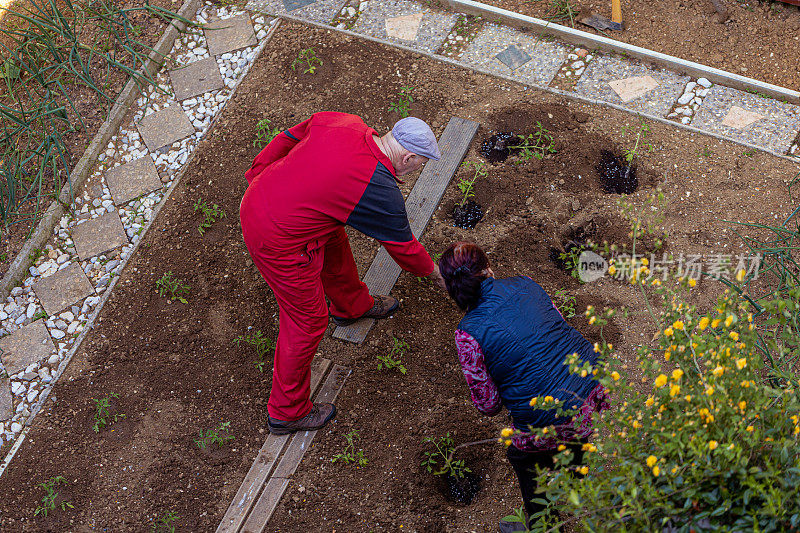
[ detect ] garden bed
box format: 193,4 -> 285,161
0,20 -> 798,531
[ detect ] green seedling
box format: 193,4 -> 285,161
195,421 -> 235,450
508,122 -> 557,161
233,330 -> 276,372
29,248 -> 44,263
331,429 -> 368,466
92,392 -> 125,433
742,149 -> 755,158
698,146 -> 713,158
502,506 -> 531,532
621,121 -> 653,164
193,198 -> 226,235
457,160 -> 487,207
553,288 -> 576,318
32,309 -> 47,321
253,118 -> 282,148
421,432 -> 471,478
291,48 -> 322,74
559,246 -> 585,282
155,271 -> 190,303
377,336 -> 408,374
34,475 -> 73,517
388,86 -> 414,118
151,510 -> 179,532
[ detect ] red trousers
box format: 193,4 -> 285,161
245,227 -> 373,421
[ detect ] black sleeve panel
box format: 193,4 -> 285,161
346,163 -> 414,243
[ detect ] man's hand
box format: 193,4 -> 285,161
428,263 -> 446,290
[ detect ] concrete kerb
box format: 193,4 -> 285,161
273,13 -> 800,164
443,0 -> 800,106
0,0 -> 202,300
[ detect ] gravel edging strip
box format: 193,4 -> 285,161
443,0 -> 800,105
275,13 -> 800,163
0,0 -> 202,300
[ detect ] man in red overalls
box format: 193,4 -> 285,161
240,113 -> 444,435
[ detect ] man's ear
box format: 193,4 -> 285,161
401,152 -> 417,166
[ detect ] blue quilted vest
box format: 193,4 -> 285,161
458,276 -> 599,430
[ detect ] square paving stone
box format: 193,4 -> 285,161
0,378 -> 12,421
246,0 -> 341,22
105,156 -> 163,205
351,0 -> 457,54
33,263 -> 95,316
0,321 -> 55,376
573,55 -> 690,117
692,85 -> 800,153
136,105 -> 195,152
71,211 -> 129,261
460,24 -> 568,87
204,16 -> 258,56
169,57 -> 225,102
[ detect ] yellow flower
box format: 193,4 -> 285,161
673,320 -> 685,330
670,384 -> 680,397
652,466 -> 660,476
712,366 -> 724,378
608,343 -> 613,350
729,331 -> 739,341
688,278 -> 697,287
736,269 -> 746,282
577,466 -> 589,475
651,278 -> 661,286
706,414 -> 715,423
504,439 -> 512,446
557,444 -> 566,451
706,386 -> 715,396
664,327 -> 674,337
646,455 -> 657,467
794,426 -> 799,436
738,401 -> 746,411
611,371 -> 621,381
712,318 -> 721,328
608,265 -> 617,276
684,395 -> 692,402
708,440 -> 718,450
501,427 -> 514,438
725,315 -> 734,328
699,317 -> 710,330
672,369 -> 684,381
544,395 -> 554,403
580,370 -> 588,378
671,466 -> 678,474
632,420 -> 642,429
664,350 -> 671,361
655,374 -> 668,388
589,316 -> 597,325
740,379 -> 750,388
645,396 -> 655,407
746,425 -> 754,432
593,342 -> 600,353
641,257 -> 649,266
736,358 -> 747,370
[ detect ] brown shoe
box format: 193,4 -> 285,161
267,402 -> 337,435
331,295 -> 399,327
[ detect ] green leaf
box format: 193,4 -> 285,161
568,489 -> 580,506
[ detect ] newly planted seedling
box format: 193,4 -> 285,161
233,330 -> 276,372
193,199 -> 225,235
553,288 -> 576,318
508,121 -> 556,161
34,475 -> 73,518
377,336 -> 408,374
558,245 -> 586,282
457,160 -> 486,207
331,429 -> 368,466
195,421 -> 235,450
291,48 -> 322,74
155,271 -> 190,303
621,121 -> 653,165
388,86 -> 414,118
151,510 -> 179,532
91,392 -> 125,433
253,118 -> 281,148
421,432 -> 471,478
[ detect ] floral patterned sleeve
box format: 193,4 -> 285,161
455,330 -> 502,416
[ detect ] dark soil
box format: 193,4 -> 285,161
597,150 -> 638,194
0,19 -> 798,533
444,471 -> 482,504
452,199 -> 485,228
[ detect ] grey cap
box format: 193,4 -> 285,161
391,117 -> 441,161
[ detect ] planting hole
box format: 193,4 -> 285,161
597,150 -> 638,194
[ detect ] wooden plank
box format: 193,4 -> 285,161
241,365 -> 352,532
333,116 -> 479,343
216,357 -> 331,533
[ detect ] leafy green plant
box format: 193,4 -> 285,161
508,122 -> 556,161
553,288 -> 576,318
34,475 -> 73,517
32,309 -> 48,321
457,160 -> 486,207
558,245 -> 585,282
233,330 -> 275,372
502,506 -> 531,532
291,48 -> 322,74
377,336 -> 408,374
421,432 -> 471,478
536,0 -> 578,27
155,271 -> 190,303
331,429 -> 368,466
388,86 -> 414,118
151,510 -> 179,532
91,392 -> 125,433
193,199 -> 225,235
621,121 -> 653,165
195,421 -> 235,450
253,118 -> 281,148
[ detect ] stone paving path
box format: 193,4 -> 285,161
2,0 -> 800,490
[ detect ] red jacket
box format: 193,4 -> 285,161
240,112 -> 434,277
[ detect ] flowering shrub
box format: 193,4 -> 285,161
523,280 -> 800,532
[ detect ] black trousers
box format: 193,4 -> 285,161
506,440 -> 586,523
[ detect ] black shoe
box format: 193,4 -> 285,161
331,295 -> 399,326
267,402 -> 337,435
498,518 -> 529,532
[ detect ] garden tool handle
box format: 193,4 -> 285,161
611,0 -> 622,24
